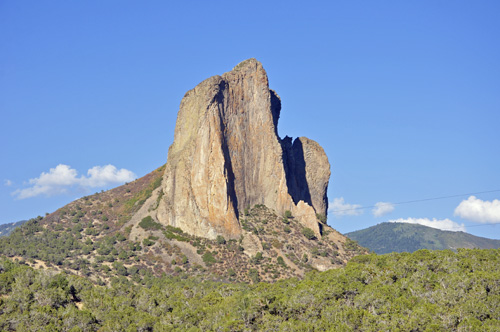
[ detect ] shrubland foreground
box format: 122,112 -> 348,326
0,248 -> 499,331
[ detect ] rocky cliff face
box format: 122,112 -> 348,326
152,59 -> 330,239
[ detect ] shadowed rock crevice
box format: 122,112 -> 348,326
281,136 -> 312,207
270,90 -> 281,136
214,82 -> 239,220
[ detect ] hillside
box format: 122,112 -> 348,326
0,165 -> 365,285
1,248 -> 498,330
346,222 -> 500,254
0,220 -> 27,237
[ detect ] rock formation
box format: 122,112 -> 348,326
153,59 -> 330,239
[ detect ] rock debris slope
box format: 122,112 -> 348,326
151,59 -> 330,239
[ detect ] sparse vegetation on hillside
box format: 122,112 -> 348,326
0,196 -> 362,285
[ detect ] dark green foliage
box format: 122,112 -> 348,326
344,238 -> 363,253
216,235 -> 226,245
142,238 -> 155,247
277,256 -> 286,267
301,227 -> 316,240
202,251 -> 216,265
163,226 -> 189,242
0,249 -> 499,330
347,222 -> 500,254
252,252 -> 263,264
248,268 -> 260,283
0,218 -> 82,265
138,216 -> 162,231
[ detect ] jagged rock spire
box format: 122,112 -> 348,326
152,59 -> 330,239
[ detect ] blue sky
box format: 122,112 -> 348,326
1,1 -> 499,239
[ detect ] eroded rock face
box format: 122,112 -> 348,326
153,59 -> 330,239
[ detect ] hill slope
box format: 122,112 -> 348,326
346,222 -> 500,254
0,165 -> 365,284
0,220 -> 27,237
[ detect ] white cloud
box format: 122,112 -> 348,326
329,197 -> 363,217
454,196 -> 500,224
13,164 -> 136,199
372,202 -> 395,217
389,217 -> 466,232
4,179 -> 13,186
81,165 -> 136,187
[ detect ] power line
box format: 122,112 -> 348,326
463,223 -> 499,228
330,189 -> 500,213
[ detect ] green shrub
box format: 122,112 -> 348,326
277,256 -> 286,267
138,216 -> 162,231
248,268 -> 260,283
253,252 -> 263,264
202,251 -> 216,266
302,227 -> 316,240
216,235 -> 226,245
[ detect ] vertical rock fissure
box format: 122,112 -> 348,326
215,81 -> 240,220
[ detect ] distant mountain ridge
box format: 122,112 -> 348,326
346,222 -> 500,254
0,220 -> 27,237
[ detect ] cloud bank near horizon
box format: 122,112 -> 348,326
13,164 -> 136,199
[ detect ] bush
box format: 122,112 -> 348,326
139,216 -> 162,231
202,251 -> 216,266
302,228 -> 316,240
248,269 -> 260,283
216,235 -> 226,245
253,252 -> 263,264
277,256 -> 286,267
